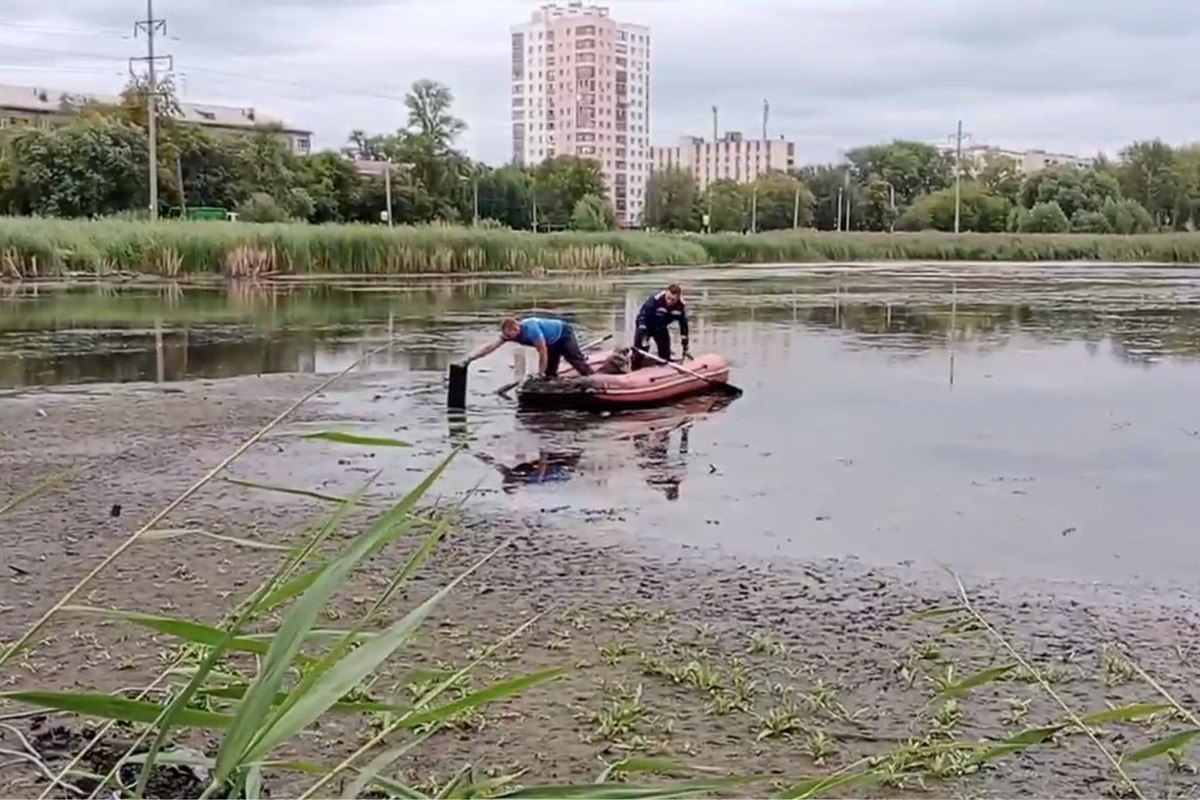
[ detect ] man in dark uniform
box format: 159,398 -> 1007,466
631,283 -> 690,370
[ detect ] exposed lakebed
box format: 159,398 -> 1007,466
3,264 -> 1200,797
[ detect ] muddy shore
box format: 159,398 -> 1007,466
2,374 -> 1200,798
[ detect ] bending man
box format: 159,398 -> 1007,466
632,283 -> 690,370
461,316 -> 594,379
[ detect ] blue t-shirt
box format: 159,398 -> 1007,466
515,317 -> 566,346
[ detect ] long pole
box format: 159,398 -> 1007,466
835,187 -> 843,231
472,180 -> 479,226
131,0 -> 170,220
750,185 -> 757,233
792,186 -> 800,229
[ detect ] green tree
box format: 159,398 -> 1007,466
796,165 -> 864,231
643,166 -> 699,231
297,151 -> 362,223
749,172 -> 811,231
861,176 -> 898,232
1117,139 -> 1177,229
974,154 -> 1023,204
896,181 -> 1011,233
846,140 -> 952,206
474,165 -> 532,229
531,156 -> 605,230
1102,197 -> 1156,234
1018,165 -> 1120,221
0,117 -> 149,217
1014,201 -> 1070,233
237,192 -> 291,222
571,193 -> 616,231
707,179 -> 749,232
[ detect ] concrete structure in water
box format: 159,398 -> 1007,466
651,132 -> 797,189
0,82 -> 313,155
510,1 -> 651,227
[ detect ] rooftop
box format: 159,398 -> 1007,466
0,82 -> 311,135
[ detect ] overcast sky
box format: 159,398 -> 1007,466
1,0 -> 1197,166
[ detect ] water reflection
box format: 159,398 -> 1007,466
8,268 -> 1200,388
471,448 -> 584,493
452,394 -> 733,499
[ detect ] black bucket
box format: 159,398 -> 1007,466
446,363 -> 468,409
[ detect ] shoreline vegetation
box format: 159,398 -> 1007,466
3,218 -> 1200,280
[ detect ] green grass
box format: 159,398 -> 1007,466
2,217 -> 1200,278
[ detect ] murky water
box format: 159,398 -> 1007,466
6,263 -> 1200,586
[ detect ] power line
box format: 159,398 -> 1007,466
0,21 -> 130,38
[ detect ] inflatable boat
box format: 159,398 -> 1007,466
515,351 -> 732,411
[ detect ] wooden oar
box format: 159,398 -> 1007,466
631,347 -> 743,397
496,332 -> 615,397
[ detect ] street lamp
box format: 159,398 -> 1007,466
373,159 -> 413,229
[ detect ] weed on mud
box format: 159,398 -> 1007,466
2,432 -> 1200,798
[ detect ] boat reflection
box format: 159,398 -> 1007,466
479,394 -> 734,498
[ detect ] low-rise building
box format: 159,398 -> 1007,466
0,82 -> 313,155
960,145 -> 1091,175
651,132 -> 796,188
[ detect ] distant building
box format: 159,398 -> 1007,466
0,82 -> 313,155
651,133 -> 796,189
511,1 -> 652,227
959,145 -> 1091,175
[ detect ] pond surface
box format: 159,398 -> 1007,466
5,263 -> 1200,587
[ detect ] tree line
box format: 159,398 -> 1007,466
0,75 -> 1194,235
644,140 -> 1182,234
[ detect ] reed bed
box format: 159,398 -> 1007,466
1,217 -> 1199,279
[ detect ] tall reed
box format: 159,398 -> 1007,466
2,217 -> 1199,279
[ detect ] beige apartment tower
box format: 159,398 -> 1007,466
652,133 -> 796,190
511,1 -> 651,227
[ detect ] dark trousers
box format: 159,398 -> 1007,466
631,327 -> 671,370
546,325 -> 593,377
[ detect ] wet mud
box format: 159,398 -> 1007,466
1,375 -> 1200,798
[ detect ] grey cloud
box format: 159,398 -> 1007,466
1,0 -> 1199,166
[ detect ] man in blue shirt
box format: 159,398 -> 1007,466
461,316 -> 594,378
632,283 -> 690,370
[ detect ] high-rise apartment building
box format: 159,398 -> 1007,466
511,1 -> 651,227
651,133 -> 796,189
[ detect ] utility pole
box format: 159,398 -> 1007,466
762,99 -> 769,141
947,119 -> 973,234
792,186 -> 800,229
130,0 -> 171,221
